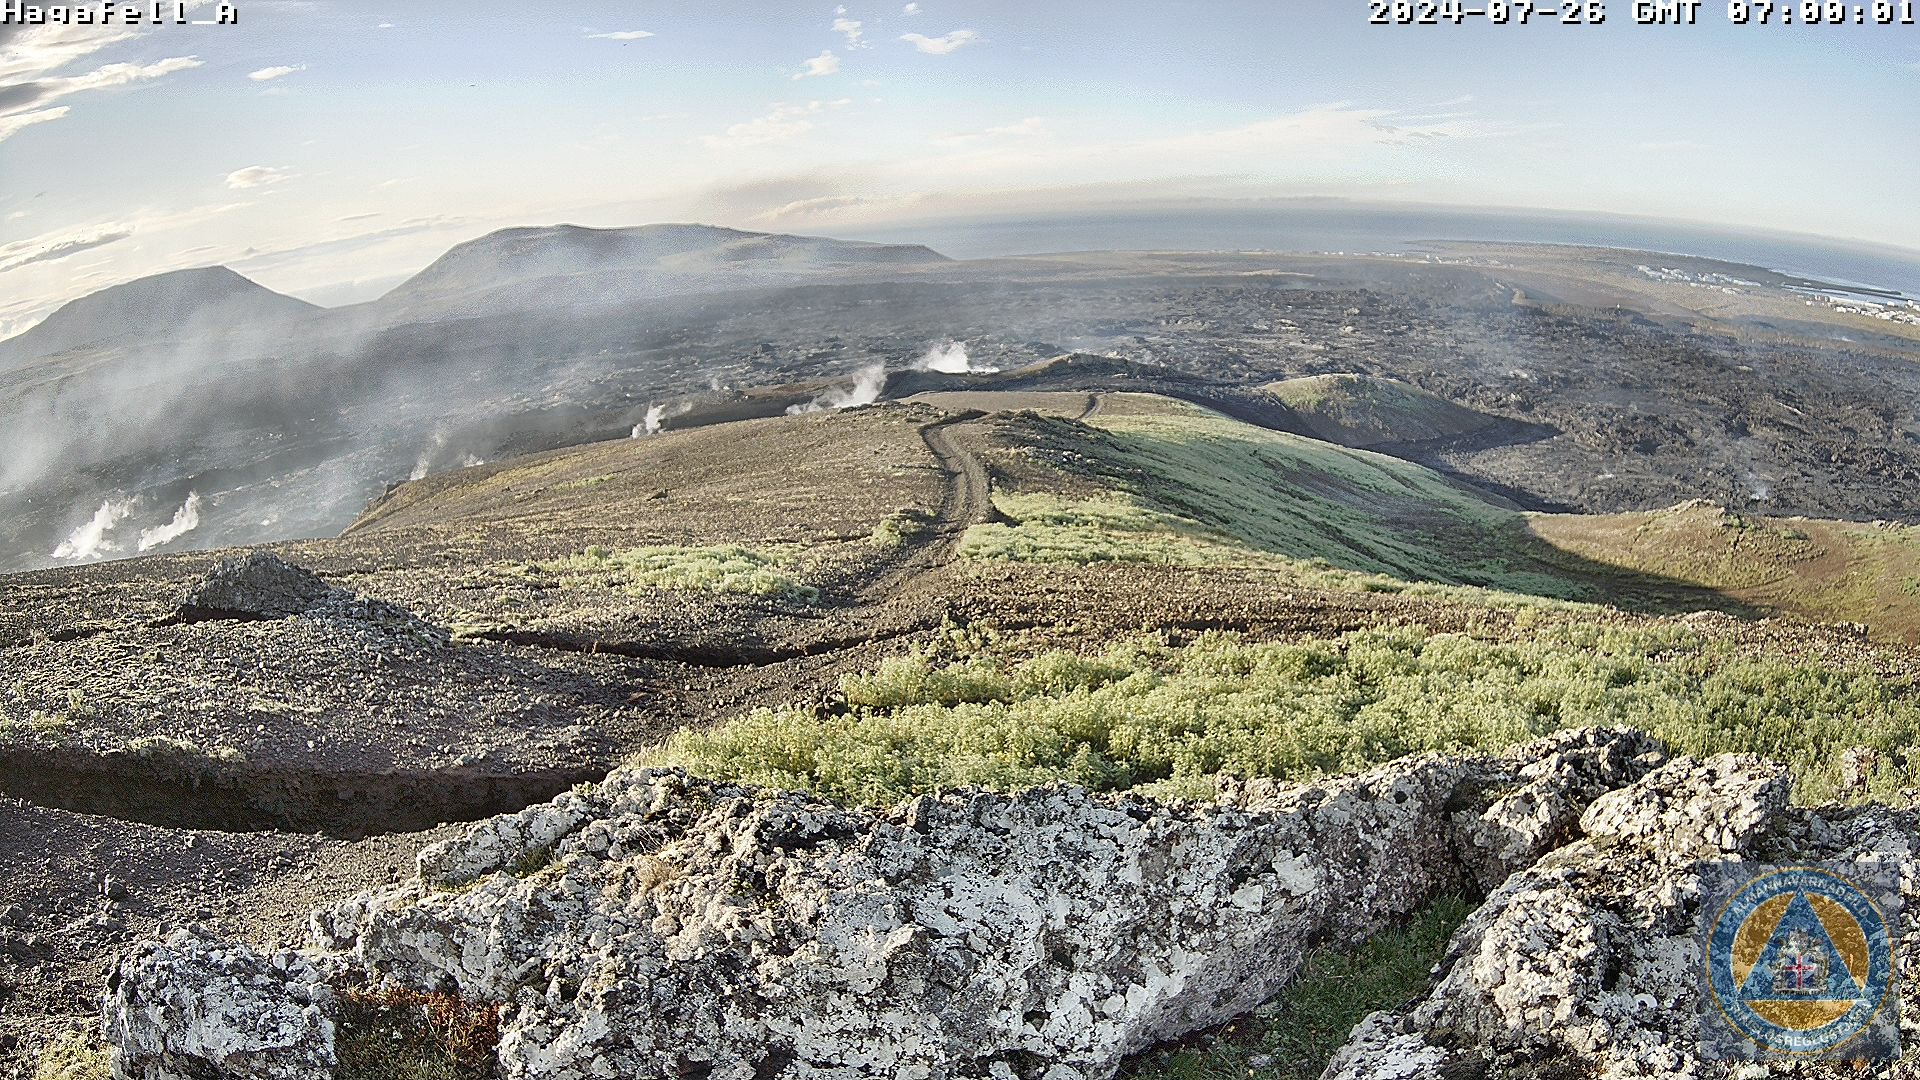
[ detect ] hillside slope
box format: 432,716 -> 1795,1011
950,393 -> 1920,641
7,393 -> 1920,1070
1260,373 -> 1519,448
0,267 -> 318,369
1529,501 -> 1920,642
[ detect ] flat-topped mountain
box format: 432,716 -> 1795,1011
0,266 -> 318,369
377,222 -> 952,313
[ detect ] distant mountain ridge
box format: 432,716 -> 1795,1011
0,266 -> 319,369
0,223 -> 955,368
377,222 -> 953,313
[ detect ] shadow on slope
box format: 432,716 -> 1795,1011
965,393 -> 1762,617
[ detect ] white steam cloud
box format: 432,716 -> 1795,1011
633,400 -> 693,437
137,492 -> 203,551
788,361 -> 887,414
912,339 -> 999,375
410,429 -> 461,480
52,498 -> 133,561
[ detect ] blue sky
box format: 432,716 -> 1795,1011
1,0 -> 1916,332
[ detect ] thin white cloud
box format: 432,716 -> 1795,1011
832,16 -> 866,48
0,23 -> 137,82
0,106 -> 69,144
900,30 -> 977,55
903,104 -> 1525,187
248,64 -> 305,81
0,225 -> 135,274
751,194 -> 885,225
934,116 -> 1050,146
793,50 -> 841,80
0,36 -> 203,143
226,165 -> 294,189
701,99 -> 851,149
902,2 -> 921,13
586,29 -> 655,41
56,56 -> 203,93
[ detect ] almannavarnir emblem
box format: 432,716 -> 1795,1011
1700,863 -> 1900,1059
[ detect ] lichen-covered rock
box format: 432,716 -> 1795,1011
414,789 -> 598,889
95,730 -> 1681,1080
1321,753 -> 1920,1080
1451,727 -> 1665,889
102,926 -> 336,1080
290,731 -> 1651,1080
1576,753 -> 1789,860
1317,1013 -> 1453,1080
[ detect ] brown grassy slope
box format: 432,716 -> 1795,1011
1528,502 -> 1920,643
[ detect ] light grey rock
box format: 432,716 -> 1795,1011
96,729 -> 1681,1080
1452,727 -> 1664,890
1316,1013 -> 1455,1080
1577,753 -> 1788,860
300,731 -> 1652,1080
1321,753 -> 1919,1080
102,926 -> 337,1080
413,789 -> 598,889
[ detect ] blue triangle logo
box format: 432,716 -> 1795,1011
1736,892 -> 1864,1004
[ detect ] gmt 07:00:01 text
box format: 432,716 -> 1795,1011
1368,1 -> 1918,22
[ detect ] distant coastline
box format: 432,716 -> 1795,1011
841,204 -> 1920,302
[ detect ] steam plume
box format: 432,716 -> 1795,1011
912,340 -> 998,375
788,361 -> 887,414
633,400 -> 693,437
52,498 -> 134,561
137,492 -> 203,551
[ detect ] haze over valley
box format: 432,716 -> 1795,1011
6,213 -> 1919,580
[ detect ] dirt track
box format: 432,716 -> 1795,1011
858,411 -> 996,600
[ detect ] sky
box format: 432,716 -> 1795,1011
1,0 -> 1917,334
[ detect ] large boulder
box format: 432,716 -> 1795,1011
102,927 -> 337,1080
304,729 -> 1650,1080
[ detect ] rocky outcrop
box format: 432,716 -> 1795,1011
1322,755 -> 1915,1080
102,729 -> 1661,1080
171,553 -> 344,621
166,553 -> 446,643
103,927 -> 337,1080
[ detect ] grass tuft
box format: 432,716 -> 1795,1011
1122,896 -> 1472,1079
336,984 -> 501,1080
33,1031 -> 109,1080
869,507 -> 935,550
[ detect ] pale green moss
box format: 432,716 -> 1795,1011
540,544 -> 817,601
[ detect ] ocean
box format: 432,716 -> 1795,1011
841,204 -> 1920,302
